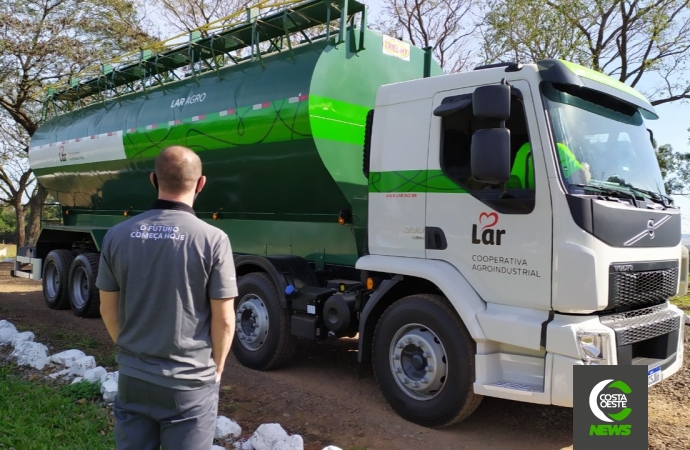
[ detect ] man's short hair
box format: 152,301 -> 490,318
154,146 -> 202,195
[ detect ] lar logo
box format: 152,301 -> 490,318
573,365 -> 647,450
588,379 -> 632,436
58,145 -> 67,162
471,212 -> 505,245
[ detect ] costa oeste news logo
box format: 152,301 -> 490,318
573,365 -> 647,450
588,379 -> 632,435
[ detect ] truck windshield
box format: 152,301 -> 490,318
541,82 -> 666,199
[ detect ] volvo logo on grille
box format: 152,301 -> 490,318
624,215 -> 671,246
613,265 -> 634,272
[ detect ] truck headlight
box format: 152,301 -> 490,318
577,331 -> 610,365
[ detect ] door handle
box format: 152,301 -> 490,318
425,227 -> 447,250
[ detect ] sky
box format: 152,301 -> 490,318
646,102 -> 688,154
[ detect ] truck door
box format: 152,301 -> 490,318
425,80 -> 553,310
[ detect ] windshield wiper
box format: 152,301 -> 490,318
570,183 -> 638,203
625,185 -> 672,208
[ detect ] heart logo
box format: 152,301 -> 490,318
479,212 -> 498,230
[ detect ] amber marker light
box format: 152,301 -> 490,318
366,277 -> 374,290
338,209 -> 352,225
65,210 -> 70,215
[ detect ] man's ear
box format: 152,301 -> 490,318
150,173 -> 158,190
196,175 -> 207,193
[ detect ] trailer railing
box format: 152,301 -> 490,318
43,0 -> 367,120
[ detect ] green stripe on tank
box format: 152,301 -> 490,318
122,95 -> 371,159
309,95 -> 370,145
368,170 -> 467,193
123,98 -> 313,159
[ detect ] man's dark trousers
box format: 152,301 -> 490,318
114,374 -> 220,450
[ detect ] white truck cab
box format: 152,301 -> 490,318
358,59 -> 685,423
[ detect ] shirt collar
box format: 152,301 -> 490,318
148,199 -> 196,216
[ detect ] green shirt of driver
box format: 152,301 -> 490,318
509,142 -> 583,189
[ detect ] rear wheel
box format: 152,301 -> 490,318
372,294 -> 483,427
231,272 -> 296,370
42,250 -> 74,310
68,253 -> 101,318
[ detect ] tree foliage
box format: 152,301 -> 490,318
0,0 -> 152,246
147,0 -> 264,36
482,0 -> 690,105
655,143 -> 690,194
375,0 -> 477,72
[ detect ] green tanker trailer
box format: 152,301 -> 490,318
14,0 -> 688,429
21,0 -> 440,311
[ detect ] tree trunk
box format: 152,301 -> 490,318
12,200 -> 26,247
26,187 -> 44,247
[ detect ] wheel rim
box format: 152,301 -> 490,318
45,263 -> 59,299
71,267 -> 89,308
389,323 -> 448,401
235,293 -> 269,351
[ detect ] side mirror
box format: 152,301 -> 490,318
471,128 -> 511,184
473,84 -> 511,120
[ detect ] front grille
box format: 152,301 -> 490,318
609,267 -> 678,308
601,304 -> 681,346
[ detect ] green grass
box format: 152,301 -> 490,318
2,244 -> 16,258
671,293 -> 690,310
61,380 -> 103,401
54,331 -> 102,352
670,275 -> 690,311
0,365 -> 114,449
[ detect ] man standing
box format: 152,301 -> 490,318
96,145 -> 237,450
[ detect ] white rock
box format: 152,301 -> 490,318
0,321 -> 18,345
102,371 -> 119,384
11,341 -> 49,370
273,435 -> 303,450
69,356 -> 97,376
83,366 -> 107,383
237,440 -> 255,450
251,424 -> 296,450
101,379 -> 118,403
322,447 -> 343,450
50,349 -> 86,368
10,331 -> 34,348
71,377 -> 84,384
48,368 -> 72,380
215,416 -> 242,440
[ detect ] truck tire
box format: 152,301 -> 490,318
42,250 -> 74,310
231,272 -> 296,371
68,253 -> 101,318
372,294 -> 483,427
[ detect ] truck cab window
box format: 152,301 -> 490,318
439,91 -> 535,214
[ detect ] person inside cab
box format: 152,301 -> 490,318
508,141 -> 591,189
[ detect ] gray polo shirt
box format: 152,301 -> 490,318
96,199 -> 237,390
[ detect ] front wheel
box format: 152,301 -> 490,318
372,294 -> 483,427
68,253 -> 101,318
231,272 -> 296,371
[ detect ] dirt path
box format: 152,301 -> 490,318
0,262 -> 686,449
